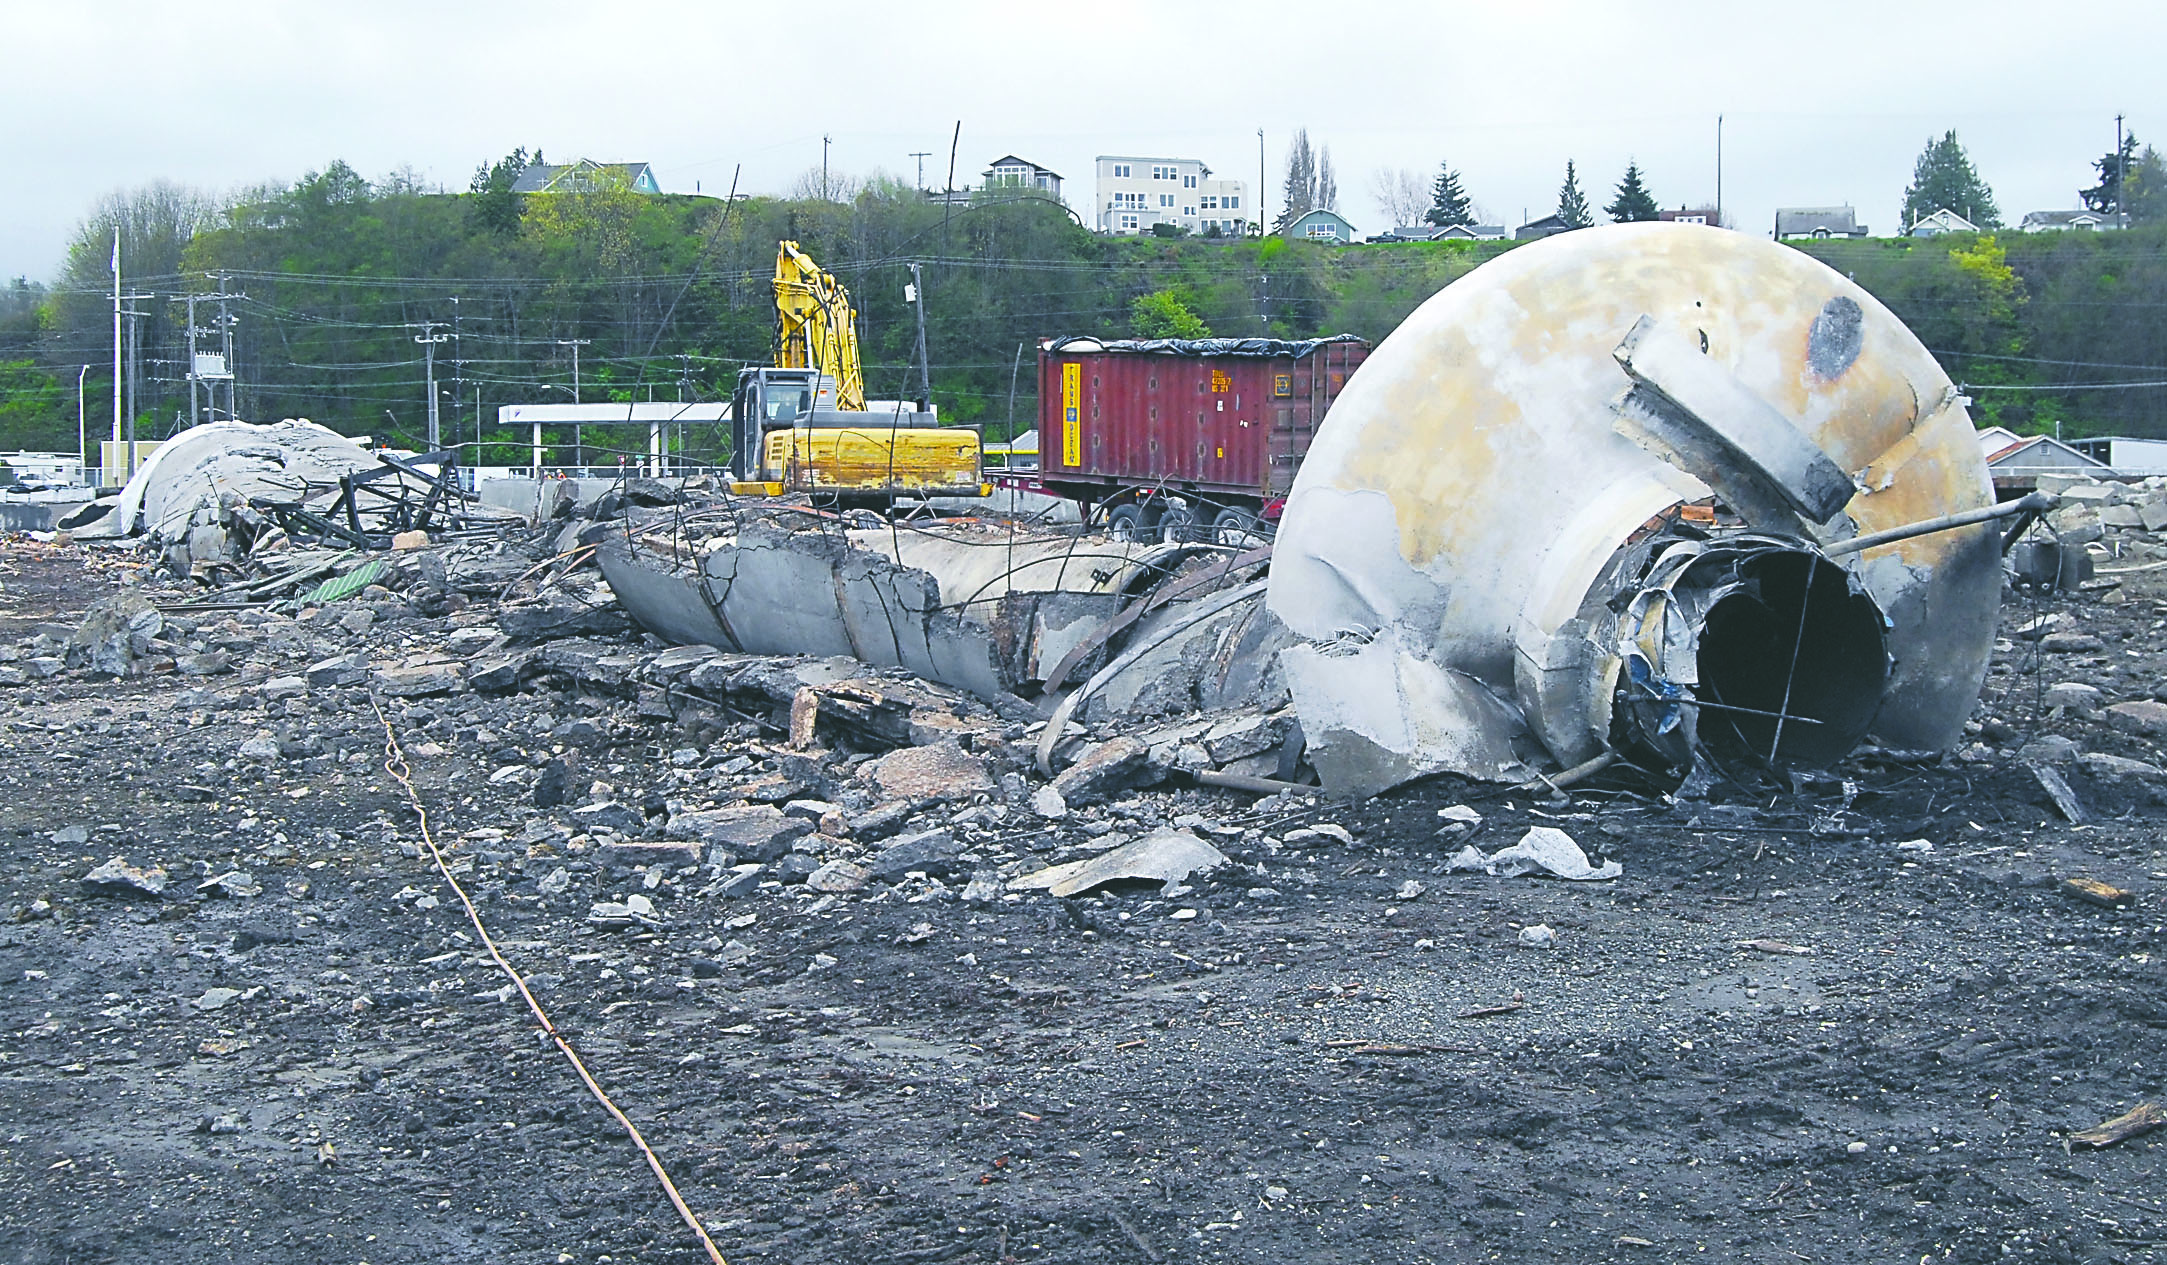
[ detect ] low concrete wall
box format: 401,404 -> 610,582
0,491 -> 97,533
477,477 -> 669,522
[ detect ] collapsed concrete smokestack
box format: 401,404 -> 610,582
1268,223 -> 2002,797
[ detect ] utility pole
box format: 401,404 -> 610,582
822,134 -> 831,201
906,263 -> 932,412
909,151 -> 931,192
1715,113 -> 1724,229
211,273 -> 244,422
670,353 -> 696,477
2117,113 -> 2129,230
556,338 -> 590,403
119,291 -> 154,477
76,365 -> 90,480
449,295 -> 463,454
185,293 -> 201,428
557,338 -> 590,469
413,323 -> 451,450
110,230 -> 120,477
1258,129 -> 1266,235
1004,342 -> 1024,445
183,287 -> 239,426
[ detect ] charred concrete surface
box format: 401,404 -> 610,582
0,531 -> 2164,1264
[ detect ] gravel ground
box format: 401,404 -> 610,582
0,539 -> 2162,1265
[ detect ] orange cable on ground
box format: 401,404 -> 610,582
373,700 -> 727,1265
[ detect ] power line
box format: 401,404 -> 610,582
1961,379 -> 2167,392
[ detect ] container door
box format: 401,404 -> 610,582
1054,359 -> 1083,475
1259,359 -> 1296,496
1204,361 -> 1252,494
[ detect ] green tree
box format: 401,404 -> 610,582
0,360 -> 69,452
1425,162 -> 1473,227
1556,161 -> 1591,228
469,146 -> 537,236
1902,130 -> 2000,229
2081,134 -> 2166,225
1276,129 -> 1336,230
1605,160 -> 1659,222
2130,146 -> 2167,225
1130,288 -> 1210,339
1278,129 -> 1317,230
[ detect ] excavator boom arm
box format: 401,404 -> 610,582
773,240 -> 866,411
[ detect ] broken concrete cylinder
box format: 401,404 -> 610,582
1270,222 -> 1999,796
66,593 -> 164,676
599,520 -> 1163,707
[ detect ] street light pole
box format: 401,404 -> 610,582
76,365 -> 90,483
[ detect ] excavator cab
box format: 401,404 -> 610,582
730,367 -> 824,479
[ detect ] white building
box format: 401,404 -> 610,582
2069,436 -> 2167,474
1093,156 -> 1247,236
2019,209 -> 2120,232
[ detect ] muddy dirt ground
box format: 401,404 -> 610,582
0,540 -> 2162,1264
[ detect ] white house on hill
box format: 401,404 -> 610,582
1094,156 -> 1247,236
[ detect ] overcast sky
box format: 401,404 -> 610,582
6,1 -> 2161,282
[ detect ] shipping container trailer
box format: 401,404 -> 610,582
1033,335 -> 1369,542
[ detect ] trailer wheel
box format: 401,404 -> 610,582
1105,503 -> 1148,541
1211,507 -> 1269,547
1157,505 -> 1200,543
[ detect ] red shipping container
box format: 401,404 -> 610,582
1036,336 -> 1368,531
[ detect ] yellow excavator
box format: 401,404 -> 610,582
728,241 -> 985,500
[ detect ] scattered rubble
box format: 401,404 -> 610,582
79,856 -> 168,899
2,504 -> 2165,1264
1448,827 -> 1623,881
1012,828 -> 1231,898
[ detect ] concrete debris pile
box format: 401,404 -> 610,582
8,532 -> 1360,912
595,500 -> 1304,792
61,418 -> 525,571
2010,472 -> 2167,591
1,472 -> 1328,913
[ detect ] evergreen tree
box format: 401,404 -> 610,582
1902,131 -> 2001,229
1277,129 -> 1317,231
1556,161 -> 1591,228
469,147 -> 536,236
1605,160 -> 1659,222
2080,133 -> 2162,223
1425,162 -> 1473,227
2131,145 -> 2167,226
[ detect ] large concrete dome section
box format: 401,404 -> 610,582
1270,221 -> 1999,762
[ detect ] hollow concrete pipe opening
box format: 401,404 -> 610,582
1608,544 -> 1890,783
1690,550 -> 1889,772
